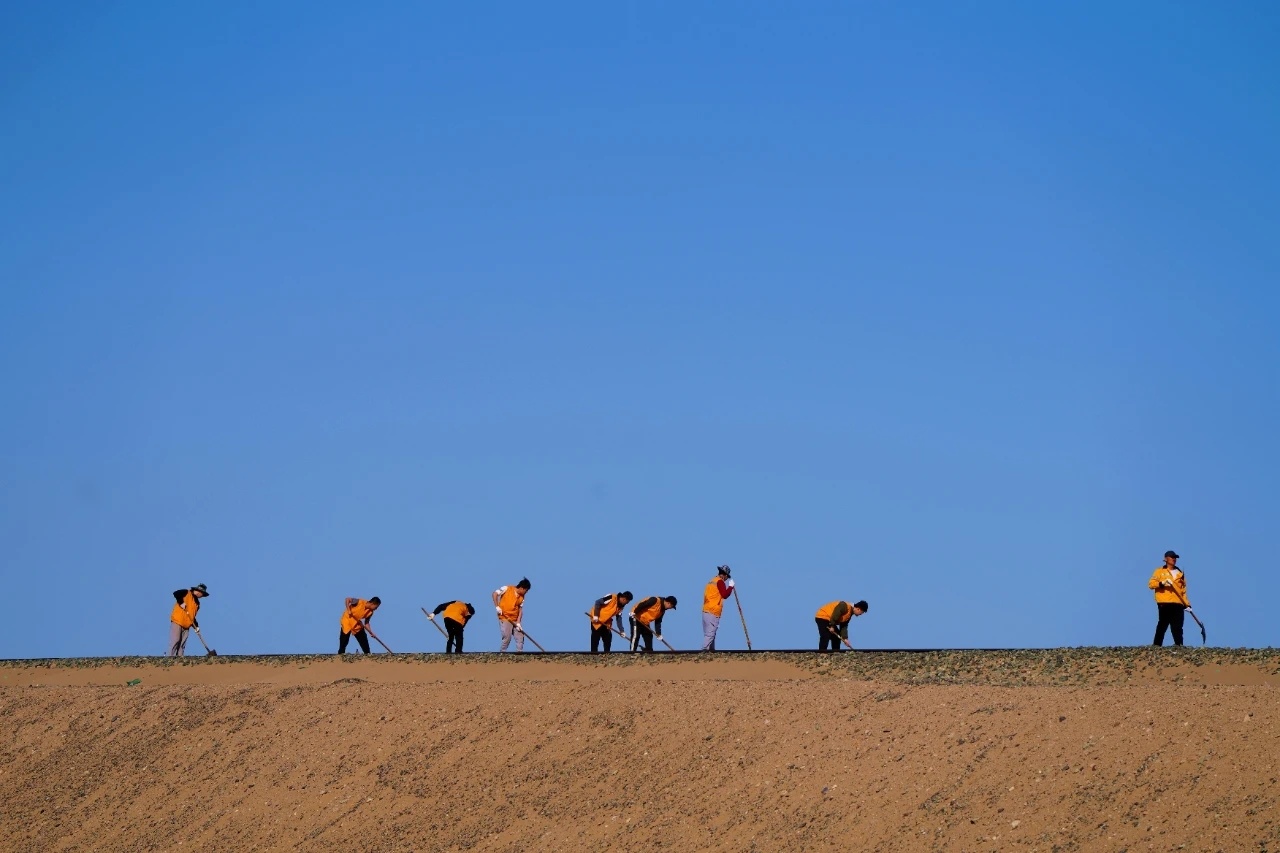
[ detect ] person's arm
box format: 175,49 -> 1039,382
830,601 -> 850,631
493,587 -> 506,615
653,610 -> 665,637
173,589 -> 187,603
717,579 -> 734,599
433,602 -> 451,616
591,597 -> 609,623
1175,574 -> 1190,604
615,611 -> 626,633
1148,570 -> 1168,590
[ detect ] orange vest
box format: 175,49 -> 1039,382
632,597 -> 664,626
815,601 -> 852,624
593,594 -> 624,625
443,601 -> 471,624
497,586 -> 525,623
170,591 -> 199,628
341,599 -> 376,633
703,578 -> 727,617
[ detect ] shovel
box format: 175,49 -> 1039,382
364,626 -> 394,653
192,627 -> 218,656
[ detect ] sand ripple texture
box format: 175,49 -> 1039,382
2,648 -> 1277,852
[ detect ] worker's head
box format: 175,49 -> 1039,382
464,603 -> 476,617
618,591 -> 633,605
369,596 -> 382,608
717,565 -> 731,578
853,600 -> 869,617
1163,550 -> 1179,566
192,584 -> 209,598
516,578 -> 532,592
663,596 -> 678,610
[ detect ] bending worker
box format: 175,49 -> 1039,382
1148,550 -> 1190,646
701,565 -> 735,651
815,599 -> 869,652
167,583 -> 209,656
429,601 -> 476,653
492,578 -> 531,652
339,596 -> 381,654
629,595 -> 677,653
589,591 -> 633,653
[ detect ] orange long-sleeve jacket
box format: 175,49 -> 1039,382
1148,567 -> 1189,606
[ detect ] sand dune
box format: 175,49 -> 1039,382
2,649 -> 1277,852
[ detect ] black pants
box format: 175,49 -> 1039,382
1153,603 -> 1185,646
630,617 -> 654,653
444,618 -> 465,653
338,629 -> 371,654
591,624 -> 613,653
816,618 -> 845,652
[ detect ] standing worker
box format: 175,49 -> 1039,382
492,578 -> 532,652
629,595 -> 677,653
1149,550 -> 1190,646
701,565 -> 735,651
167,583 -> 209,656
589,591 -> 633,653
338,596 -> 381,654
428,601 -> 475,653
815,600 -> 869,651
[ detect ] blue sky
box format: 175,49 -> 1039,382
2,2 -> 1277,657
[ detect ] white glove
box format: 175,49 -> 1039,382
515,623 -> 523,632
427,612 -> 435,619
655,635 -> 663,641
725,579 -> 735,589
495,605 -> 503,615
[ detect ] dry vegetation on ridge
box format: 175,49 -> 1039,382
2,648 -> 1278,852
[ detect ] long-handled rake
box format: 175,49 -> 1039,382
421,607 -> 450,639
364,626 -> 394,653
734,588 -> 753,650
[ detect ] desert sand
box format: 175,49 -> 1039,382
2,648 -> 1277,852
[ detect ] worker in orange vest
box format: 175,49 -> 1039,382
492,578 -> 532,652
167,583 -> 209,656
588,591 -> 633,653
428,601 -> 476,653
701,565 -> 735,650
1148,550 -> 1190,646
629,595 -> 677,652
339,596 -> 381,654
814,600 -> 868,651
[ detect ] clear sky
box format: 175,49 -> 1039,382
2,2 -> 1277,657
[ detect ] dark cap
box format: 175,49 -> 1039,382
665,596 -> 677,609
192,583 -> 209,595
1164,550 -> 1179,559
717,565 -> 731,577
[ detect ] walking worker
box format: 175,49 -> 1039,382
701,565 -> 735,651
629,595 -> 677,653
589,591 -> 633,653
428,601 -> 475,653
492,578 -> 532,652
338,596 -> 381,654
1149,550 -> 1190,646
167,583 -> 209,656
815,599 -> 869,651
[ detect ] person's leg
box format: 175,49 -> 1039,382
513,623 -> 525,652
176,626 -> 189,656
590,624 -> 601,653
168,623 -> 183,656
1154,604 -> 1173,645
642,625 -> 654,653
602,626 -> 613,653
701,613 -> 719,651
339,630 -> 351,654
499,620 -> 513,652
456,624 -> 464,654
816,618 -> 832,652
1170,606 -> 1185,646
356,630 -> 371,654
445,619 -> 463,653
630,618 -> 640,652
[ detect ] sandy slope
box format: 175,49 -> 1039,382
2,649 -> 1277,852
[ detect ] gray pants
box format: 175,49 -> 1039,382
167,623 -> 189,656
701,612 -> 720,651
499,620 -> 524,652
